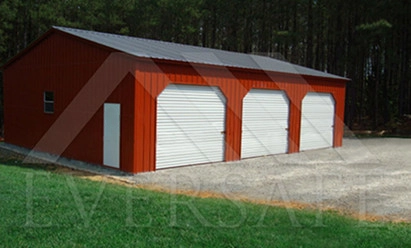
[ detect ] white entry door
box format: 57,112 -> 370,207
300,93 -> 335,151
241,89 -> 289,158
156,84 -> 226,169
103,103 -> 120,168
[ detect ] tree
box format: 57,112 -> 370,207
1,0 -> 410,131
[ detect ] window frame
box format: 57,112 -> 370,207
44,91 -> 54,114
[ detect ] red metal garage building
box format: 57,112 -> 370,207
2,27 -> 348,173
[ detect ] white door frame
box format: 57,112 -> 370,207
103,103 -> 120,168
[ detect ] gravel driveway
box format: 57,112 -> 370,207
128,138 -> 411,222
1,138 -> 410,222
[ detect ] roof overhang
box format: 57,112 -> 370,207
2,26 -> 350,85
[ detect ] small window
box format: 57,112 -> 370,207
44,91 -> 54,113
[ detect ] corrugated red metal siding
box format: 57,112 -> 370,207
4,32 -> 135,172
4,31 -> 346,174
133,61 -> 346,173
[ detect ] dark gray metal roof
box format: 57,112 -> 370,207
54,26 -> 347,80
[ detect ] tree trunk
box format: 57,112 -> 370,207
306,0 -> 314,68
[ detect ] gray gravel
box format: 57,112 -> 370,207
129,138 -> 411,222
2,138 -> 410,222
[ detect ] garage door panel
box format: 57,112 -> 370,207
156,84 -> 226,169
300,92 -> 335,151
241,89 -> 289,158
157,145 -> 221,155
158,135 -> 224,144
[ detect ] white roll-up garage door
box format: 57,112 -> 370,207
156,84 -> 226,169
241,89 -> 289,158
300,92 -> 335,151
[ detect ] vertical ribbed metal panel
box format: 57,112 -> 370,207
241,89 -> 289,158
300,92 -> 335,151
156,84 -> 226,169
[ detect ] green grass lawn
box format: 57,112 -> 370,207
1,162 -> 410,247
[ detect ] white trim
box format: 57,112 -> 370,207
103,103 -> 121,168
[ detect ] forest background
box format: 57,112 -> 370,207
1,0 -> 410,132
